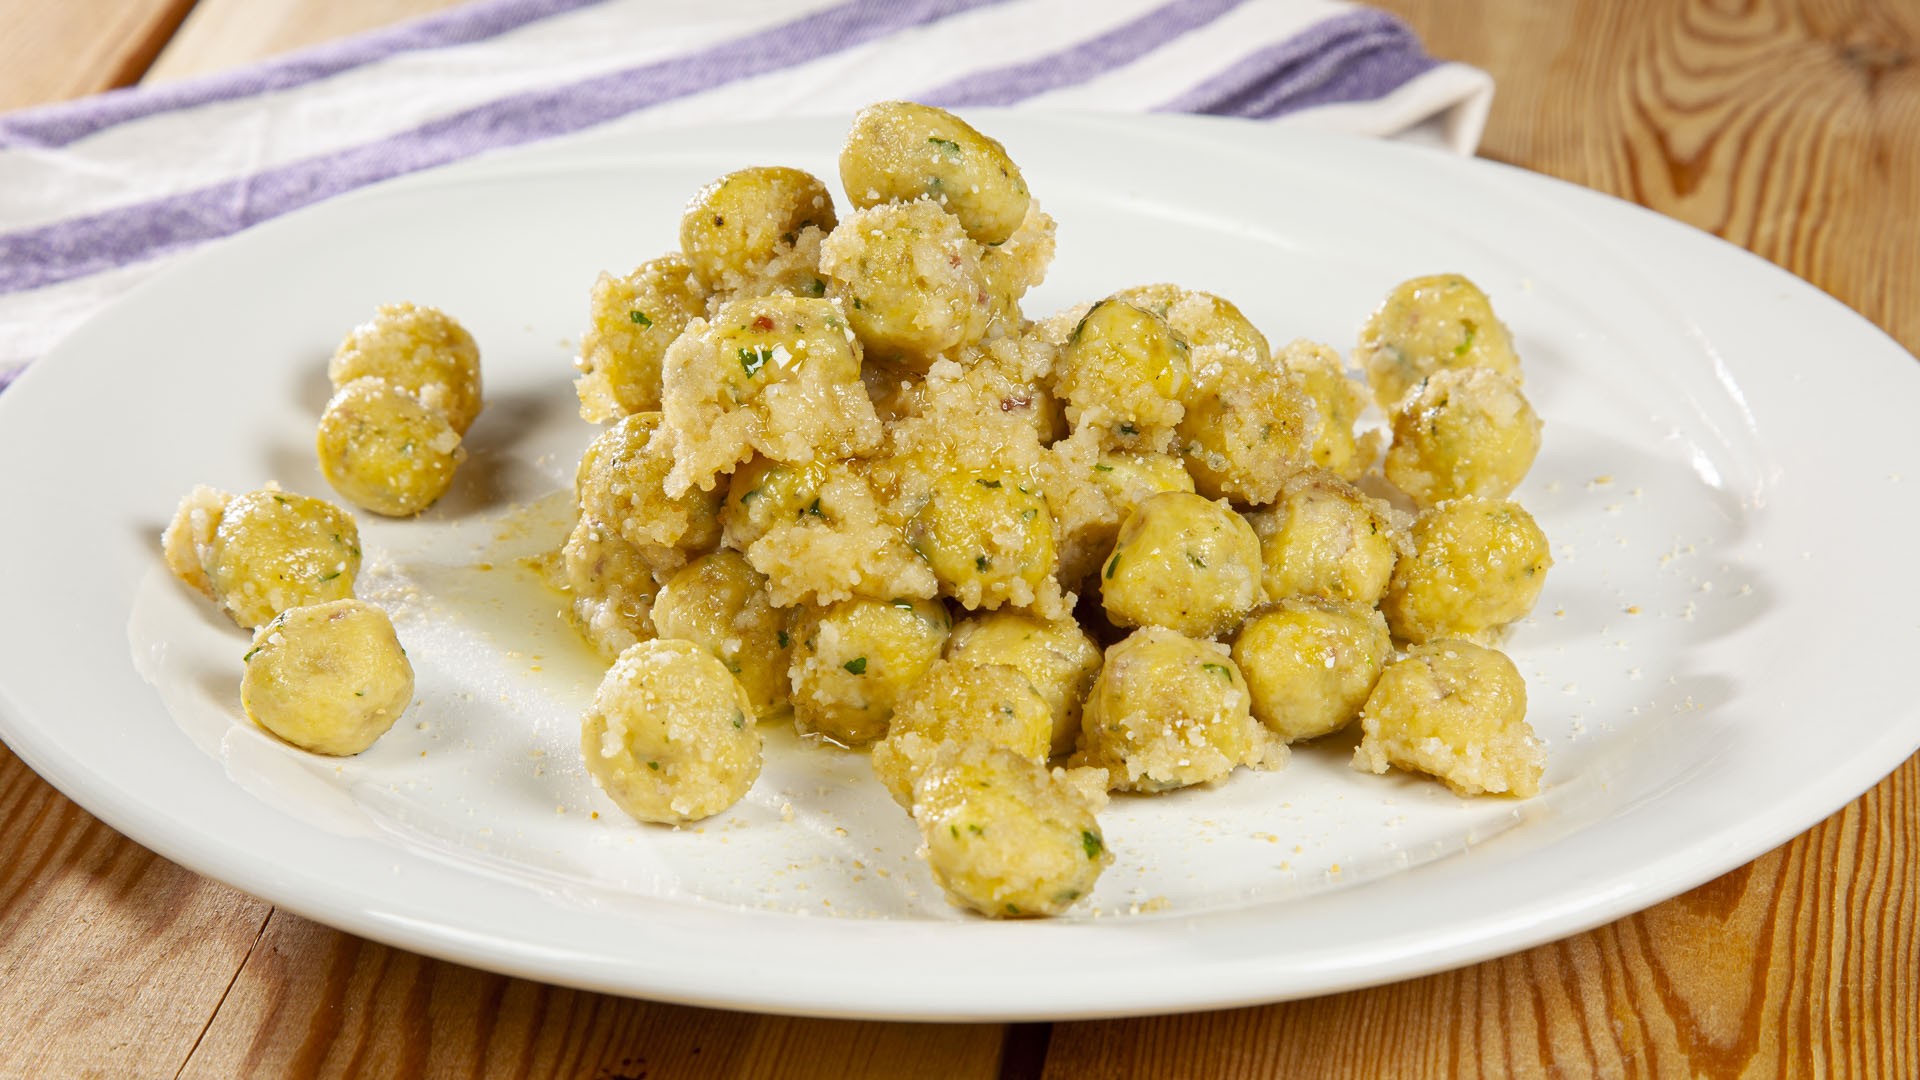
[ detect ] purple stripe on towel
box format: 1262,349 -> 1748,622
0,0 -> 1002,298
921,0 -> 1243,107
0,0 -> 607,151
1159,8 -> 1436,117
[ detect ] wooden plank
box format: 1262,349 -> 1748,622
0,743 -> 274,1078
1043,758 -> 1918,1078
176,908 -> 1010,1079
1395,0 -> 1920,355
0,0 -> 196,111
143,0 -> 472,85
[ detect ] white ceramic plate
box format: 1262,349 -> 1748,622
2,113 -> 1917,1021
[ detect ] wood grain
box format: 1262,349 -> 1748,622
0,1 -> 1916,1077
0,0 -> 196,111
1043,758 -> 1918,1078
144,0 -> 473,85
1386,0 -> 1920,355
0,743 -> 272,1079
176,909 -> 1009,1079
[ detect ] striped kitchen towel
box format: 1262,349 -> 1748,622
0,0 -> 1492,387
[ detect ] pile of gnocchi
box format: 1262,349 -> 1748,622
556,102 -> 1552,918
161,101 -> 1554,921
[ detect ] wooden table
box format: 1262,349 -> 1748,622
3,1 -> 1915,1075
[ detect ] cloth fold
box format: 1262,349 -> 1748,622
0,0 -> 1492,387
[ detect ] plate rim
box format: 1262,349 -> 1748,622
2,110 -> 1918,1021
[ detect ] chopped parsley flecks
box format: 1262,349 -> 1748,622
1202,662 -> 1234,682
777,629 -> 790,649
1082,830 -> 1104,859
1455,320 -> 1478,356
738,344 -> 775,377
843,656 -> 868,675
928,136 -> 963,159
628,310 -> 653,327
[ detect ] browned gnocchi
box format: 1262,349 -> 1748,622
581,639 -> 763,823
171,486 -> 361,629
1354,640 -> 1542,797
240,599 -> 413,756
1356,273 -> 1521,410
518,102 -> 1563,921
320,304 -> 482,516
840,101 -> 1030,245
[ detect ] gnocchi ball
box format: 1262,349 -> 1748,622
651,550 -> 793,720
1054,300 -> 1189,451
576,412 -> 723,565
788,596 -> 950,746
1354,640 -> 1542,797
1101,491 -> 1263,639
1246,472 -> 1401,606
679,166 -> 837,292
947,611 -> 1102,758
911,742 -> 1109,918
1175,356 -> 1318,505
905,471 -> 1058,612
317,376 -> 466,518
559,515 -> 659,659
1071,626 -> 1273,792
818,200 -> 993,366
1357,273 -> 1521,410
1089,450 -> 1196,512
731,459 -> 938,608
575,254 -> 710,421
1384,367 -> 1542,508
660,295 -> 883,495
162,484 -> 232,600
204,488 -> 361,628
721,455 -> 836,551
1232,599 -> 1391,742
1110,284 -> 1270,368
1051,445 -> 1196,585
840,101 -> 1031,245
1278,339 -> 1378,482
1382,496 -> 1551,644
870,659 -> 1053,806
581,639 -> 763,824
239,599 -> 413,756
982,201 -> 1058,317
327,302 -> 483,435
720,224 -> 834,305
